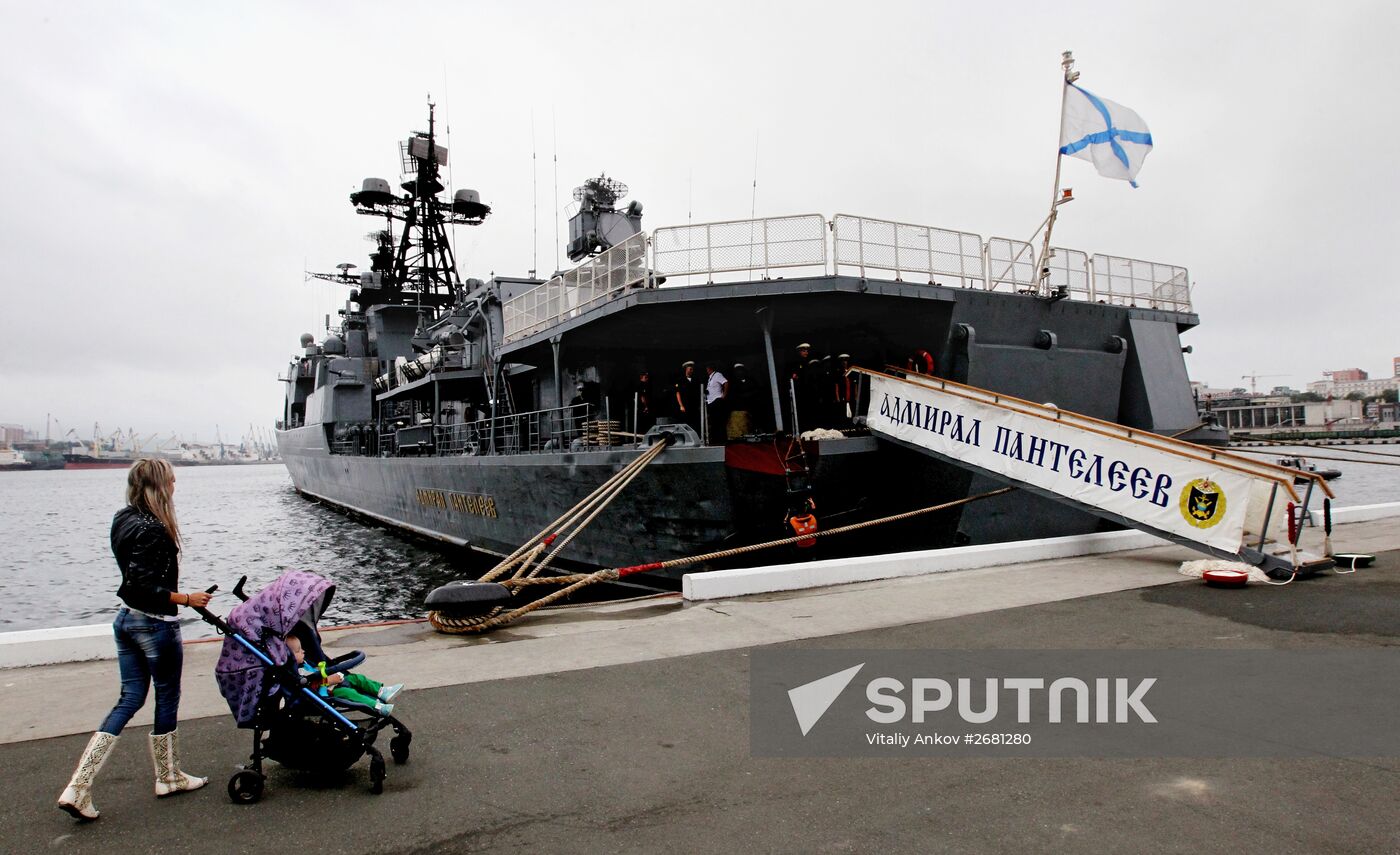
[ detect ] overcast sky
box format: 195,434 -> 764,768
2,1 -> 1397,441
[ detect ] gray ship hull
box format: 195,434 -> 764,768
278,425 -> 891,575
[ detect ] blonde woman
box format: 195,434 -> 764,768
58,458 -> 215,821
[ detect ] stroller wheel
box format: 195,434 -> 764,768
369,754 -> 386,795
228,770 -> 265,805
390,733 -> 412,765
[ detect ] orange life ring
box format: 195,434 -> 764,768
907,349 -> 935,375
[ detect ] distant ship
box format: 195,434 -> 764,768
63,452 -> 138,470
276,105 -> 1220,579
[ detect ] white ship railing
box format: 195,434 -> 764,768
985,236 -> 1038,292
832,215 -> 983,287
501,232 -> 650,342
500,213 -> 1193,343
1091,254 -> 1191,312
651,213 -> 827,281
1047,247 -> 1092,302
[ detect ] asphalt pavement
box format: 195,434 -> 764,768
4,551 -> 1396,855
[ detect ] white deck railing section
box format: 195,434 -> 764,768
502,232 -> 650,342
651,214 -> 827,279
832,215 -> 983,287
1047,247 -> 1092,302
1092,254 -> 1191,312
985,237 -> 1038,292
501,213 -> 1193,343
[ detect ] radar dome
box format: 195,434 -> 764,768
322,335 -> 346,355
453,188 -> 490,220
299,333 -> 315,347
351,178 -> 395,208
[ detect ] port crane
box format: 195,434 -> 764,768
1241,372 -> 1286,395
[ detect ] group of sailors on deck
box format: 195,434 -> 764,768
608,343 -> 863,445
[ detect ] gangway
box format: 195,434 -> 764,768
855,368 -> 1336,577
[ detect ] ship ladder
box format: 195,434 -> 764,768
853,367 -> 1339,579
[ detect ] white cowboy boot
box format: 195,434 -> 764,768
149,730 -> 208,797
58,731 -> 119,821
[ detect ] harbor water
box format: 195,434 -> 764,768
0,464 -> 484,634
1,448 -> 1396,634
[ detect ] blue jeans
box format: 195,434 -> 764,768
97,609 -> 183,735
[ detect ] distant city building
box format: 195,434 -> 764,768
1208,399 -> 1365,433
1327,368 -> 1368,382
1306,376 -> 1400,398
0,424 -> 25,444
1306,358 -> 1400,399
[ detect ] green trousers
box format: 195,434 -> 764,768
329,672 -> 384,708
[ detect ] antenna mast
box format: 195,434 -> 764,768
552,108 -> 560,272
531,109 -> 539,277
750,132 -> 759,219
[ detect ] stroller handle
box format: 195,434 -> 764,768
190,585 -> 226,634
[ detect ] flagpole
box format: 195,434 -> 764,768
1034,51 -> 1079,297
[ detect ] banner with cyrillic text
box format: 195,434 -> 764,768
867,375 -> 1252,553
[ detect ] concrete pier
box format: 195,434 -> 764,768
3,515 -> 1397,854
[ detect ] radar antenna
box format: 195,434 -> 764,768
572,174 -> 629,209
565,173 -> 643,262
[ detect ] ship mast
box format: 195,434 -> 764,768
331,101 -> 490,315
1031,51 -> 1079,299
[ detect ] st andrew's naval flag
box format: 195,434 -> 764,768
1059,83 -> 1153,187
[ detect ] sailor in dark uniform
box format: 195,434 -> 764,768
673,360 -> 702,434
787,343 -> 812,432
632,370 -> 655,434
833,353 -> 855,427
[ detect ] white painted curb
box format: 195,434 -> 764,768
1308,501 -> 1400,526
682,528 -> 1165,601
0,623 -> 115,669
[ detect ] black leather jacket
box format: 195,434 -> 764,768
112,506 -> 180,616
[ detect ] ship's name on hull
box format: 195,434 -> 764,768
415,488 -> 498,519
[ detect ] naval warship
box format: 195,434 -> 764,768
276,106 -> 1217,579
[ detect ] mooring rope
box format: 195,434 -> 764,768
428,486 -> 1014,634
524,440 -> 669,579
478,439 -> 670,584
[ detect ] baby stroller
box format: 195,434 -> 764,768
199,571 -> 412,803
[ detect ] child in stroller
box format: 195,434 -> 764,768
202,571 -> 412,803
284,630 -> 403,715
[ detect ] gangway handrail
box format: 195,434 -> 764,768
868,367 -> 1332,501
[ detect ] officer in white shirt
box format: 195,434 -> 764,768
703,362 -> 728,445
